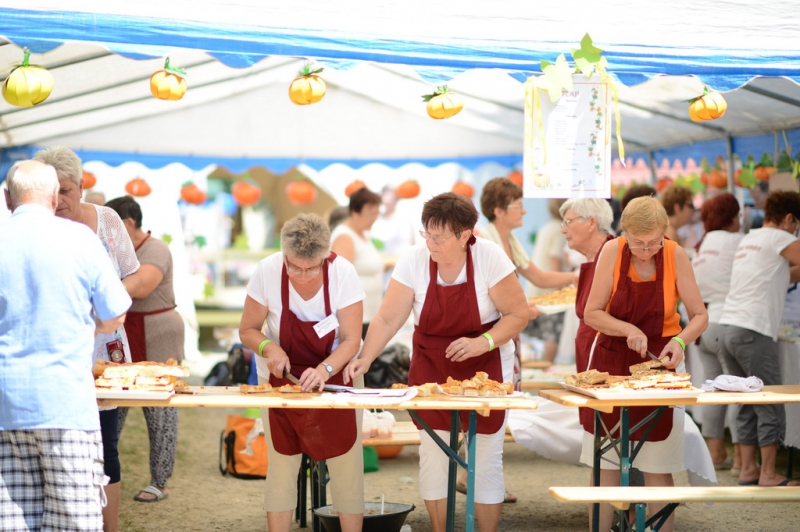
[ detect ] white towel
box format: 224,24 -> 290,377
480,222 -> 529,270
702,375 -> 764,392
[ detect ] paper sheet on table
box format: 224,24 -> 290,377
325,387 -> 418,406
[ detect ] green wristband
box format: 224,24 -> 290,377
482,332 -> 495,351
671,336 -> 686,351
258,339 -> 271,357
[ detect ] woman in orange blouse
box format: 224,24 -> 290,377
583,196 -> 708,532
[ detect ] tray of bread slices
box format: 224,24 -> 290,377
560,357 -> 704,400
94,358 -> 190,400
398,371 -> 523,399
529,286 -> 577,314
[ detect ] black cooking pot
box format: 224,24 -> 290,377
314,502 -> 414,532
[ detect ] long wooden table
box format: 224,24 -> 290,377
539,385 -> 800,532
99,389 -> 537,532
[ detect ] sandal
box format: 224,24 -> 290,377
133,485 -> 168,503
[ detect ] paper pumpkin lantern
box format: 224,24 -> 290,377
396,180 -> 421,199
345,180 -> 367,197
754,166 -> 776,181
2,48 -> 54,107
423,86 -> 464,120
82,171 -> 97,189
286,181 -> 317,205
232,180 -> 262,206
180,182 -> 207,205
688,89 -> 727,122
150,57 -> 187,101
452,181 -> 474,198
288,66 -> 326,105
708,169 -> 728,188
125,177 -> 152,197
507,171 -> 523,188
655,177 -> 672,193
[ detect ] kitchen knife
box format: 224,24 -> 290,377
282,368 -> 380,393
645,350 -> 662,363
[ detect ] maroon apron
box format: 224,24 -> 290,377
267,252 -> 357,460
124,234 -> 176,363
580,240 -> 674,441
574,235 -> 615,373
408,237 -> 504,434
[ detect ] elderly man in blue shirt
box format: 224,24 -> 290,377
0,160 -> 131,532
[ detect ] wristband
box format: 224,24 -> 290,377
671,336 -> 686,351
482,332 -> 495,351
258,339 -> 271,357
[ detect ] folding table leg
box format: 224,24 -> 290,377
465,410 -> 477,532
297,454 -> 308,528
592,410 -> 601,532
446,411 -> 459,532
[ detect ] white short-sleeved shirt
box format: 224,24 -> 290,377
246,252 -> 365,378
528,219 -> 566,298
692,230 -> 744,323
331,224 -> 384,323
392,239 -> 517,356
720,227 -> 798,340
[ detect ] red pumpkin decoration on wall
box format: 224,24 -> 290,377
708,169 -> 728,189
507,171 -> 523,188
396,180 -> 420,199
654,177 -> 672,193
345,180 -> 366,197
232,180 -> 261,206
180,182 -> 207,205
286,181 -> 317,205
754,166 -> 776,181
125,177 -> 151,197
452,181 -> 474,198
82,171 -> 97,189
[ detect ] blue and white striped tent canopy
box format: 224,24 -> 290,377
1,0 -> 800,174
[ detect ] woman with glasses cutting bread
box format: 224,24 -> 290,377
583,196 -> 708,532
345,192 -> 528,532
239,213 -> 365,532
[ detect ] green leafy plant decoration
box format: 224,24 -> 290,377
537,54 -> 576,103
161,233 -> 173,245
298,65 -> 324,77
571,34 -> 609,79
194,235 -> 207,249
422,86 -> 454,102
162,57 -> 187,79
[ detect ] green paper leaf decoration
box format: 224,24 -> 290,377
571,33 -> 606,78
161,233 -> 173,244
686,174 -> 706,194
738,165 -> 757,189
194,235 -> 207,248
537,54 -> 575,103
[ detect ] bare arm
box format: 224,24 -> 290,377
331,233 -> 356,263
96,313 -> 126,334
780,241 -> 800,282
446,272 -> 528,362
343,279 -> 415,383
122,265 -> 164,299
517,260 -> 574,289
238,295 -> 291,379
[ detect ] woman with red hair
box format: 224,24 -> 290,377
692,193 -> 743,473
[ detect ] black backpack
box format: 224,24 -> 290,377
364,344 -> 411,388
203,343 -> 253,386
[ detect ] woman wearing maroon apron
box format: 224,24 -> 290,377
583,197 -> 707,532
239,214 -> 366,532
345,193 -> 529,532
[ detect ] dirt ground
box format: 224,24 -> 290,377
117,406 -> 800,532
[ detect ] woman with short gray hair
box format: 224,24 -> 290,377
239,213 -> 365,532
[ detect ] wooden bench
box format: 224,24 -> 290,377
549,486 -> 800,531
362,421 -> 515,447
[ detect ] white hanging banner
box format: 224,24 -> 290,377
523,74 -> 611,199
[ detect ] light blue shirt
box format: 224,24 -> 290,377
0,204 -> 132,431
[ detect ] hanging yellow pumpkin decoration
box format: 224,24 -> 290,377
2,48 -> 54,107
423,86 -> 464,120
150,57 -> 187,101
288,66 -> 326,105
688,88 -> 727,122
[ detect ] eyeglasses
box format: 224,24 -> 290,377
284,259 -> 323,276
419,229 -> 455,245
560,216 -> 585,229
505,202 -> 524,211
628,239 -> 665,252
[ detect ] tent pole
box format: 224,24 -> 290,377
726,135 -> 734,190
648,151 -> 657,185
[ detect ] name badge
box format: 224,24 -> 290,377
313,314 -> 339,338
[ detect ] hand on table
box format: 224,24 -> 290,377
343,358 -> 370,385
446,336 -> 487,362
299,366 -> 327,392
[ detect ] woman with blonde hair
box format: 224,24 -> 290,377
583,196 -> 708,532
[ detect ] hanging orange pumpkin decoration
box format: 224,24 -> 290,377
754,166 -> 776,181
82,171 -> 97,189
452,181 -> 474,198
286,181 -> 317,205
232,180 -> 262,206
345,180 -> 367,197
2,48 -> 54,107
288,66 -> 326,105
688,88 -> 727,122
125,177 -> 152,197
708,169 -> 728,188
396,180 -> 421,199
150,57 -> 187,101
655,177 -> 672,193
180,182 -> 207,205
423,86 -> 464,120
507,171 -> 523,188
